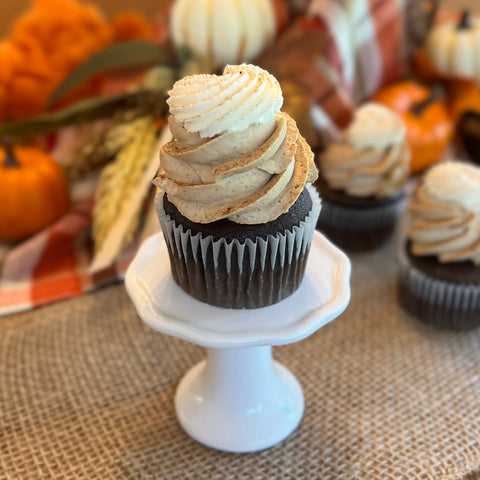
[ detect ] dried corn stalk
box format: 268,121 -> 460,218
89,116 -> 167,273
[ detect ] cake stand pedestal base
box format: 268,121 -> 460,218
125,231 -> 351,453
175,346 -> 303,453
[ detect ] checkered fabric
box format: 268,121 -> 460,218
263,0 -> 411,147
0,198 -> 137,316
308,0 -> 409,102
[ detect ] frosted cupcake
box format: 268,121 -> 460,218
398,161 -> 480,330
154,64 -> 320,309
315,103 -> 410,251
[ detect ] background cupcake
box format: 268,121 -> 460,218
398,161 -> 480,330
315,102 -> 410,251
154,64 -> 320,309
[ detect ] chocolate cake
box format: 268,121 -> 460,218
153,64 -> 321,309
315,103 -> 410,252
398,161 -> 480,330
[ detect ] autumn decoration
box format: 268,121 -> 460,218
0,141 -> 71,241
111,12 -> 155,43
89,116 -> 164,273
0,0 -> 461,275
0,0 -> 156,124
169,0 -> 280,65
425,10 -> 480,83
373,80 -> 453,174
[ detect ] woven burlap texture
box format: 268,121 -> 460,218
1,236 -> 480,480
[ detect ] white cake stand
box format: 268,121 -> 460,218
125,231 -> 350,453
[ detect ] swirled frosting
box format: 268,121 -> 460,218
407,161 -> 480,265
154,64 -> 318,224
166,64 -> 283,138
319,103 -> 410,198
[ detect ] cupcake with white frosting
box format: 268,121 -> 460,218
154,64 -> 320,309
315,102 -> 410,251
398,161 -> 480,330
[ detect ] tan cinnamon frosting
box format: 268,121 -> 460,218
408,161 -> 480,265
154,64 -> 318,224
319,103 -> 410,198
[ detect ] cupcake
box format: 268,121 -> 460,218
315,102 -> 410,251
398,161 -> 480,330
153,64 -> 320,309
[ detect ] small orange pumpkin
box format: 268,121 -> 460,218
372,80 -> 453,174
0,142 -> 71,241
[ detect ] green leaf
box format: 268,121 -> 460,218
49,40 -> 176,107
0,89 -> 168,142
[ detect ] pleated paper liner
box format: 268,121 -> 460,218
397,243 -> 480,331
156,185 -> 321,309
314,175 -> 405,252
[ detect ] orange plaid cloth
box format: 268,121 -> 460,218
260,0 -> 410,147
0,198 -> 136,316
308,0 -> 409,102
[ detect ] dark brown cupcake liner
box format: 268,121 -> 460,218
156,185 -> 321,309
397,243 -> 480,330
316,195 -> 405,252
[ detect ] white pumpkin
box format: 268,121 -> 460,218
170,0 -> 277,65
425,10 -> 480,82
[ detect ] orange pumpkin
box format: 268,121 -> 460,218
373,80 -> 453,174
0,143 -> 71,241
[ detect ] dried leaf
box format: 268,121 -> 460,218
55,120 -> 115,181
0,88 -> 169,142
49,40 -> 176,106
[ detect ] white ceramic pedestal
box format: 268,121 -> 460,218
125,231 -> 351,453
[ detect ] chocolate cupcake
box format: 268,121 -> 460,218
154,64 -> 320,309
315,102 -> 410,251
398,161 -> 480,330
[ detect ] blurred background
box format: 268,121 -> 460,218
0,0 -> 478,36
0,0 -> 169,36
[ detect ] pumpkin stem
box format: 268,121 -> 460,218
410,86 -> 443,117
2,138 -> 20,168
457,10 -> 472,30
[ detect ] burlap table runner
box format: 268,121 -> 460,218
1,234 -> 480,480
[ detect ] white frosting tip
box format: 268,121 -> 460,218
344,102 -> 406,150
424,161 -> 480,215
167,64 -> 283,138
